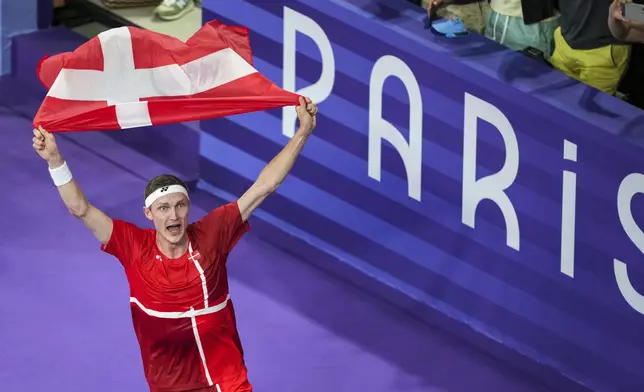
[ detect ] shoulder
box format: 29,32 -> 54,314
113,219 -> 148,236
191,202 -> 243,231
101,220 -> 155,267
105,219 -> 155,250
188,201 -> 249,253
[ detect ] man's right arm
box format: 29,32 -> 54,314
33,127 -> 113,245
49,157 -> 114,245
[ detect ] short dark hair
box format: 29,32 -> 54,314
144,174 -> 188,200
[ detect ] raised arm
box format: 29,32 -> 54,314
609,0 -> 644,42
33,126 -> 114,244
236,96 -> 318,222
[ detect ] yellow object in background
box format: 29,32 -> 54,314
550,27 -> 630,95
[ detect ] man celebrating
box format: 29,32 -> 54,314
32,97 -> 318,392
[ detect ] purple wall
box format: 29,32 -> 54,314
198,0 -> 644,390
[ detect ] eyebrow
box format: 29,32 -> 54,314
156,200 -> 187,208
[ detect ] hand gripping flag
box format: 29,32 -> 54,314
33,21 -> 300,132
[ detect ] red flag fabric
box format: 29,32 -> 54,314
33,21 -> 300,132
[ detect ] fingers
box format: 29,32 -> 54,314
32,126 -> 49,151
303,102 -> 317,116
297,96 -> 318,116
32,134 -> 45,149
307,103 -> 318,116
295,97 -> 307,117
611,0 -> 631,22
614,6 -> 629,21
38,125 -> 53,140
32,128 -> 45,149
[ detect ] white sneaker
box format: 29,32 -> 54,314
154,0 -> 195,21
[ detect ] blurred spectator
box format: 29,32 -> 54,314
608,0 -> 644,42
550,0 -> 631,95
610,0 -> 644,108
424,0 -> 491,34
485,0 -> 559,58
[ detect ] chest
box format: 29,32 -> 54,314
127,245 -> 229,309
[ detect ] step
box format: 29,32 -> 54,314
8,27 -> 199,182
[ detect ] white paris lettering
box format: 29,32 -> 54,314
282,7 -> 644,316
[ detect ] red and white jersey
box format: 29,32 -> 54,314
102,202 -> 251,392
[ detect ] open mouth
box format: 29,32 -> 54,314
166,223 -> 182,235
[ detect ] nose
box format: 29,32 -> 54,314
170,206 -> 178,220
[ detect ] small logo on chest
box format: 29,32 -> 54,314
189,250 -> 201,262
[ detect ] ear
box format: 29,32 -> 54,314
143,206 -> 154,221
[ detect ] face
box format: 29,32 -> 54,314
144,192 -> 190,245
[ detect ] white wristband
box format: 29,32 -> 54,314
49,161 -> 73,187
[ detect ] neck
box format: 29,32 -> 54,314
156,234 -> 189,259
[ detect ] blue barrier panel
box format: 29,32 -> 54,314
0,0 -> 38,75
199,0 -> 644,390
0,0 -> 3,74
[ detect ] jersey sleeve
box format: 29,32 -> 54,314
192,201 -> 250,258
101,219 -> 143,269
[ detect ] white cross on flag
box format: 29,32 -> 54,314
33,20 -> 300,132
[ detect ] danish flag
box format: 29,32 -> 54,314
33,21 -> 300,132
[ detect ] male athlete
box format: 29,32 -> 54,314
32,97 -> 318,392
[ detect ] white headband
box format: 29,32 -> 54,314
144,184 -> 190,208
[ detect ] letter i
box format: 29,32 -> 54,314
561,139 -> 578,278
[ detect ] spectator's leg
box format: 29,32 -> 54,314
577,44 -> 630,95
480,1 -> 491,33
487,14 -> 529,52
537,17 -> 560,59
436,3 -> 488,34
484,9 -> 502,43
549,27 -> 580,81
505,16 -> 559,58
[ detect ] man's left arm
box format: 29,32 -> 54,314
609,0 -> 644,42
621,22 -> 644,42
237,96 -> 318,222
